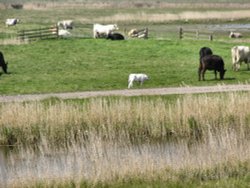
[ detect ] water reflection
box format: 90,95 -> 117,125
1,131 -> 249,187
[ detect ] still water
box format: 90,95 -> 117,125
1,130 -> 249,187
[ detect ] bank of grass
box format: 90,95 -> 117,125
0,38 -> 249,95
14,169 -> 250,188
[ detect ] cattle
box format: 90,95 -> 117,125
199,47 -> 213,64
93,24 -> 118,38
128,29 -> 138,37
5,18 -> 19,27
229,31 -> 242,38
57,20 -> 73,29
199,55 -> 226,81
106,33 -> 124,40
231,46 -> 250,71
0,52 -> 8,74
128,28 -> 148,39
58,29 -> 71,37
128,73 -> 149,89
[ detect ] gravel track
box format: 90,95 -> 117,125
0,84 -> 250,103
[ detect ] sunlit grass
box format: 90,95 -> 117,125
0,39 -> 250,95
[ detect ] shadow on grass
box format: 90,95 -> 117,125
204,77 -> 236,81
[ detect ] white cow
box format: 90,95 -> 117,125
229,31 -> 242,38
5,18 -> 19,27
57,20 -> 73,29
128,73 -> 149,89
93,24 -> 118,38
231,46 -> 250,71
58,29 -> 71,37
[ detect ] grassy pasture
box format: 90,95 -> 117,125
0,38 -> 250,95
1,1 -> 250,95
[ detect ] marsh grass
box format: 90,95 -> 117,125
0,92 -> 249,146
3,113 -> 250,187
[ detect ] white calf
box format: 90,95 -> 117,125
128,73 -> 149,89
93,24 -> 118,38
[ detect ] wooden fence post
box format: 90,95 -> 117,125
209,35 -> 213,41
179,27 -> 183,39
196,30 -> 199,40
145,28 -> 148,39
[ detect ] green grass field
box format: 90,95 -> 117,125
0,38 -> 249,95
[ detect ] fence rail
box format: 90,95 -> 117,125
179,27 -> 213,41
17,26 -> 58,41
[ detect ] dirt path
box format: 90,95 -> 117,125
0,84 -> 250,103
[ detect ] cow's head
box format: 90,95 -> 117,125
220,69 -> 226,80
113,24 -> 119,30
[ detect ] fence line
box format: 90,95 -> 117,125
17,26 -> 59,41
179,27 -> 213,41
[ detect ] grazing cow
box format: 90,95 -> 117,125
5,18 -> 19,27
229,31 -> 242,38
199,47 -> 213,64
199,55 -> 226,81
106,33 -> 124,40
0,52 -> 8,74
57,20 -> 73,29
93,24 -> 118,38
128,73 -> 149,89
231,46 -> 250,71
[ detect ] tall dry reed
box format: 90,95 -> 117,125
0,92 -> 249,146
1,92 -> 250,186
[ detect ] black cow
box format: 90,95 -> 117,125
0,51 -> 8,74
106,33 -> 125,40
199,47 -> 213,64
199,55 -> 226,81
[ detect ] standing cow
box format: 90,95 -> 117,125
0,52 -> 8,74
93,24 -> 118,38
128,73 -> 149,89
199,55 -> 226,81
199,47 -> 213,64
231,46 -> 250,71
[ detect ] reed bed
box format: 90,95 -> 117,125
3,119 -> 250,187
0,92 -> 249,146
0,92 -> 250,187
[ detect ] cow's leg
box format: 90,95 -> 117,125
214,70 -> 217,80
128,81 -> 133,89
201,69 -> 206,81
198,67 -> 202,81
236,63 -> 240,71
